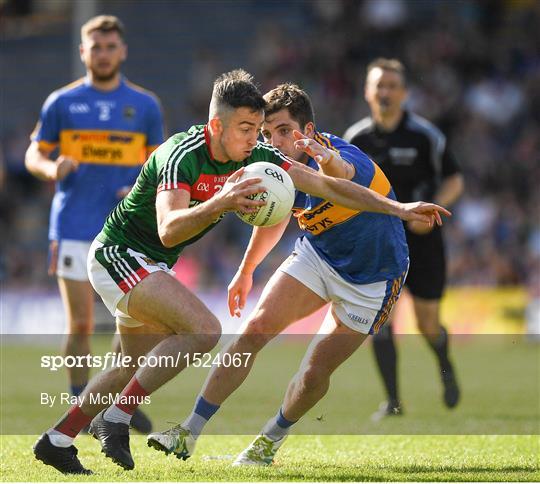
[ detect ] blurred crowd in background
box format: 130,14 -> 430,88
1,0 -> 538,295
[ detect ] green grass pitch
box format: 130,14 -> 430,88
1,335 -> 538,481
1,434 -> 538,481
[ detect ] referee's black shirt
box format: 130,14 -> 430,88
343,111 -> 460,203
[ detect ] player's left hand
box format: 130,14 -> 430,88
398,201 -> 451,226
227,270 -> 253,317
293,130 -> 333,165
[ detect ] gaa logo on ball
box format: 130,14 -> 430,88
236,162 -> 295,227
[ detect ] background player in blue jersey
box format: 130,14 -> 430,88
146,84 -> 448,465
24,15 -> 164,432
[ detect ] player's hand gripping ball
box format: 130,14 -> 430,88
236,162 -> 295,226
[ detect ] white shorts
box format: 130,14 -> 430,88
55,239 -> 92,281
278,237 -> 408,335
87,239 -> 175,328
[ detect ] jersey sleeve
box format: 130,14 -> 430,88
336,142 -> 363,165
156,140 -> 196,193
337,142 -> 374,188
145,96 -> 165,149
423,123 -> 461,181
344,145 -> 392,197
30,92 -> 60,151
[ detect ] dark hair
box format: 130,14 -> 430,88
263,83 -> 315,129
81,15 -> 125,41
366,58 -> 406,85
209,69 -> 266,117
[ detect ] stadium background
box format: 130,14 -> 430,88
1,0 -> 539,336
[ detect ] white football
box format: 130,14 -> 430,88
236,162 -> 295,227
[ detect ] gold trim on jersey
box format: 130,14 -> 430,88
59,129 -> 147,166
370,161 -> 391,196
124,80 -> 159,99
314,132 -> 339,153
294,161 -> 392,236
57,77 -> 86,92
37,139 -> 58,152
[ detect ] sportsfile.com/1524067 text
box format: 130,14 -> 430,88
40,352 -> 253,372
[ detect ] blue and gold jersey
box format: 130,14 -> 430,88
32,76 -> 164,241
293,132 -> 409,284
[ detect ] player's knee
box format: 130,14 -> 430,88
244,311 -> 277,336
204,330 -> 221,353
227,333 -> 266,356
417,319 -> 440,337
194,327 -> 222,354
240,321 -> 274,353
204,316 -> 222,348
195,311 -> 220,333
191,314 -> 221,347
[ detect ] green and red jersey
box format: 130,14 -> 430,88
98,124 -> 290,267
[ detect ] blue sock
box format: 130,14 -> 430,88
70,384 -> 86,397
276,408 -> 296,428
182,396 -> 220,437
263,408 -> 297,441
194,395 -> 220,419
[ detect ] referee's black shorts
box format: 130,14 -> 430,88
404,226 -> 446,300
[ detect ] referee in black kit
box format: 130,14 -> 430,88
344,58 -> 464,421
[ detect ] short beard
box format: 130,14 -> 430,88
91,66 -> 120,83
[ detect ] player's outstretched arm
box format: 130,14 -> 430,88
157,168 -> 267,248
228,214 -> 291,317
25,141 -> 78,182
287,161 -> 451,225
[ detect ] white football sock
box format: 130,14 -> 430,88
46,429 -> 74,448
103,405 -> 131,425
182,412 -> 208,438
262,416 -> 291,441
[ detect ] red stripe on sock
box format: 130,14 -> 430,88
116,377 -> 149,415
54,405 -> 92,438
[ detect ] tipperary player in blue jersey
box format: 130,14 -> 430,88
145,84 -> 449,465
25,16 -> 163,433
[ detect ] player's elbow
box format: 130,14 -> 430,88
158,223 -> 176,248
24,146 -> 37,174
159,233 -> 176,248
24,143 -> 49,180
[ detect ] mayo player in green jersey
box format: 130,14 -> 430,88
33,69 -> 450,475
